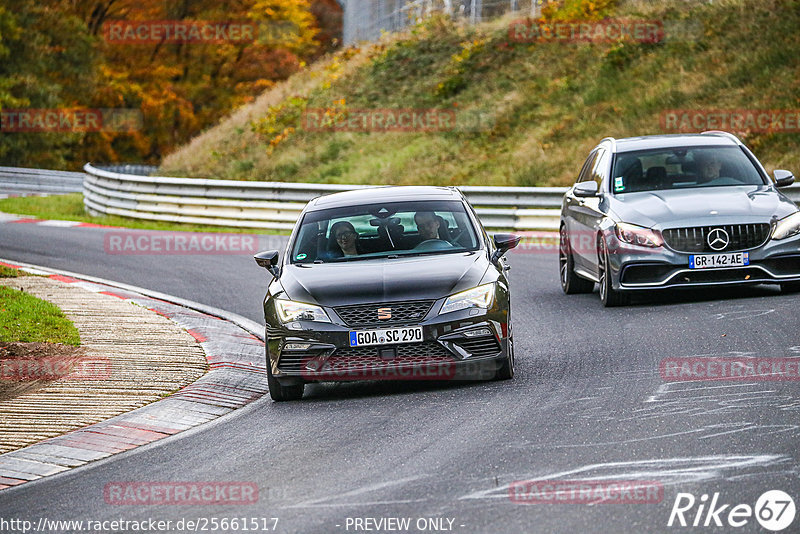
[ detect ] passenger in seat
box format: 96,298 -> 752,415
330,221 -> 361,257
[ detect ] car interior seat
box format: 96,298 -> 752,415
436,216 -> 452,241
377,219 -> 405,250
616,156 -> 644,192
681,160 -> 698,180
644,166 -> 667,190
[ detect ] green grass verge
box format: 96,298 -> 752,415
0,285 -> 81,345
0,194 -> 289,234
0,266 -> 22,278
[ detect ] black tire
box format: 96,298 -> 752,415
598,237 -> 629,307
494,335 -> 515,380
267,359 -> 304,401
559,225 -> 594,294
780,281 -> 800,294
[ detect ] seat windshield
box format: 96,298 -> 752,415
611,146 -> 766,194
290,200 -> 480,263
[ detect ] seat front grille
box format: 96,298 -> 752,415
334,300 -> 434,327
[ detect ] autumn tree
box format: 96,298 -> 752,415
1,0 -> 341,168
0,1 -> 98,168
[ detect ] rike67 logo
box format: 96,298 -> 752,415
668,490 -> 796,531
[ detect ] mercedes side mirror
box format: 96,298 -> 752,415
774,170 -> 795,188
254,250 -> 280,278
574,181 -> 600,197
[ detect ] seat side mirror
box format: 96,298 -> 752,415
574,181 -> 600,197
254,250 -> 280,277
774,169 -> 795,188
491,233 -> 522,263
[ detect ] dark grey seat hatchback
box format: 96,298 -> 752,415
559,131 -> 800,307
254,186 -> 520,401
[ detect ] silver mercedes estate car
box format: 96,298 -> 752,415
559,131 -> 800,306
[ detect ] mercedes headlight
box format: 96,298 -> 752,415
615,222 -> 663,248
275,300 -> 330,323
772,212 -> 800,240
440,283 -> 495,315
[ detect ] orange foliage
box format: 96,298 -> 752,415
17,0 -> 341,166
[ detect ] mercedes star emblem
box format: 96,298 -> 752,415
707,228 -> 730,251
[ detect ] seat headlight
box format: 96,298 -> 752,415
440,283 -> 495,315
275,300 -> 330,323
772,212 -> 800,240
615,222 -> 663,248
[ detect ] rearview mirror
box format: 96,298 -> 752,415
491,233 -> 522,263
254,250 -> 280,277
370,217 -> 401,226
574,181 -> 600,197
774,169 -> 795,188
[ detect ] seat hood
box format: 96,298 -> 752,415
279,252 -> 489,306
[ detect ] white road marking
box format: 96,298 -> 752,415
36,220 -> 81,227
459,454 -> 791,503
713,309 -> 774,320
284,475 -> 427,509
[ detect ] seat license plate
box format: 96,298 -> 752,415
689,252 -> 749,269
349,327 -> 423,347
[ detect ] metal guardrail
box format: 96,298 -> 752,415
94,164 -> 158,177
82,164 -> 800,232
0,162 -> 775,231
83,163 -> 565,231
0,166 -> 84,197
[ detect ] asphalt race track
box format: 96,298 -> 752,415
1,222 -> 799,533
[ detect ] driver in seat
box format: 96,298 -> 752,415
414,211 -> 446,243
696,152 -> 723,183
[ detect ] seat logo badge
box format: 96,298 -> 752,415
377,307 -> 392,320
707,228 -> 730,251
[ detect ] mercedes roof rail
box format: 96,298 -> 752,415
600,136 -> 617,152
700,130 -> 743,144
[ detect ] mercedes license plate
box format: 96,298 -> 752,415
689,252 -> 749,269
